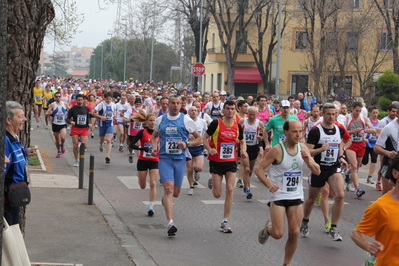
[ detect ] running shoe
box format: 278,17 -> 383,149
376,182 -> 382,191
105,156 -> 110,164
99,144 -> 104,152
119,146 -> 124,152
324,219 -> 331,233
37,124 -> 39,128
315,193 -> 322,205
73,160 -> 79,167
356,188 -> 366,198
235,179 -> 244,188
246,189 -> 253,200
148,208 -> 154,217
56,152 -> 62,158
188,187 -> 194,196
208,178 -> 213,189
91,133 -> 94,139
329,227 -> 342,241
113,134 -> 117,141
167,223 -> 177,236
220,221 -> 232,233
194,170 -> 200,181
367,176 -> 375,184
346,182 -> 355,192
45,125 -> 48,129
111,141 -> 114,147
128,155 -> 133,163
344,173 -> 350,184
61,145 -> 66,154
364,252 -> 376,266
193,180 -> 199,186
258,220 -> 271,244
300,221 -> 309,237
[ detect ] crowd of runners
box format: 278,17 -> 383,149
31,76 -> 399,266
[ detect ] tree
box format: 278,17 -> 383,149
207,0 -> 268,93
46,54 -> 69,76
377,70 -> 399,101
297,0 -> 341,99
373,0 -> 399,74
245,0 -> 290,94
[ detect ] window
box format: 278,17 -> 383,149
211,74 -> 214,91
236,31 -> 248,54
346,32 -> 359,50
383,0 -> 394,9
352,0 -> 360,9
379,31 -> 393,50
237,0 -> 249,13
295,31 -> 308,50
291,74 -> 309,94
328,75 -> 353,97
212,33 -> 215,50
217,73 -> 222,91
297,0 -> 310,10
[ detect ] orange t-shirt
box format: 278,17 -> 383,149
357,192 -> 399,265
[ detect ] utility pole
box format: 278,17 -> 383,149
275,0 -> 283,98
101,44 -> 104,80
198,0 -> 204,93
150,0 -> 156,81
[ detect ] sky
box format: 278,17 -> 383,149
43,1 -> 119,53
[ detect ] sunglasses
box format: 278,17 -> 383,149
55,96 -> 61,98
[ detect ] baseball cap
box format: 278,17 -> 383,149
281,100 -> 290,107
220,91 -> 227,95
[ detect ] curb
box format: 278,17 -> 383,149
29,145 -> 47,172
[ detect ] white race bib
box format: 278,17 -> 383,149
282,171 -> 301,192
279,134 -> 286,142
220,143 -> 235,160
55,114 -> 64,123
320,144 -> 339,163
244,131 -> 257,145
143,143 -> 154,158
166,137 -> 182,154
105,111 -> 113,120
77,115 -> 87,125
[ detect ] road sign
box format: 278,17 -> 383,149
192,63 -> 205,77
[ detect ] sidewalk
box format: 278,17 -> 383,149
24,122 -> 135,266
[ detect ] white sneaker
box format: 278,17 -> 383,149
188,187 -> 194,196
346,182 -> 355,192
220,221 -> 232,233
73,160 -> 79,167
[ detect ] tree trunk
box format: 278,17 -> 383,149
7,0 -> 54,234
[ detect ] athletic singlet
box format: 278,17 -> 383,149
243,118 -> 260,146
210,103 -> 222,120
306,116 -> 323,137
297,110 -> 306,124
316,124 -> 341,167
115,102 -> 128,123
347,114 -> 366,142
158,109 -> 169,117
33,87 -> 43,104
158,113 -> 189,160
366,118 -> 379,148
257,107 -> 271,125
128,108 -> 143,136
269,142 -> 304,202
60,93 -> 70,103
208,118 -> 239,162
138,128 -> 159,162
97,101 -> 116,127
43,91 -> 53,108
52,101 -> 68,125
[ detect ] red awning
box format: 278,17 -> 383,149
234,67 -> 262,83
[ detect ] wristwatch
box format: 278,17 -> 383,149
186,141 -> 190,147
343,148 -> 347,152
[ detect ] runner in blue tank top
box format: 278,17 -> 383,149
151,95 -> 202,237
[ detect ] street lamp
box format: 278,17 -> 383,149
275,0 -> 283,98
107,32 -> 113,56
100,44 -> 104,80
198,0 -> 204,93
122,18 -> 127,82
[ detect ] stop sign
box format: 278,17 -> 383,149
192,63 -> 205,77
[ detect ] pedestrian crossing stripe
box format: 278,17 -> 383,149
201,200 -> 231,205
117,176 -> 206,189
257,199 -> 349,205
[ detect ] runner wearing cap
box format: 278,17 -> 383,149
266,100 -> 299,147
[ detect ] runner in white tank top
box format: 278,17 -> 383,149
254,120 -> 320,266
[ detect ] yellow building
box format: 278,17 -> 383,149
202,0 -> 392,100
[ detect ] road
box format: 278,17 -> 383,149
72,131 -> 379,266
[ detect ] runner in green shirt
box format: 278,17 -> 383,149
266,100 -> 299,146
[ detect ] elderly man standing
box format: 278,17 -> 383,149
5,101 -> 36,225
